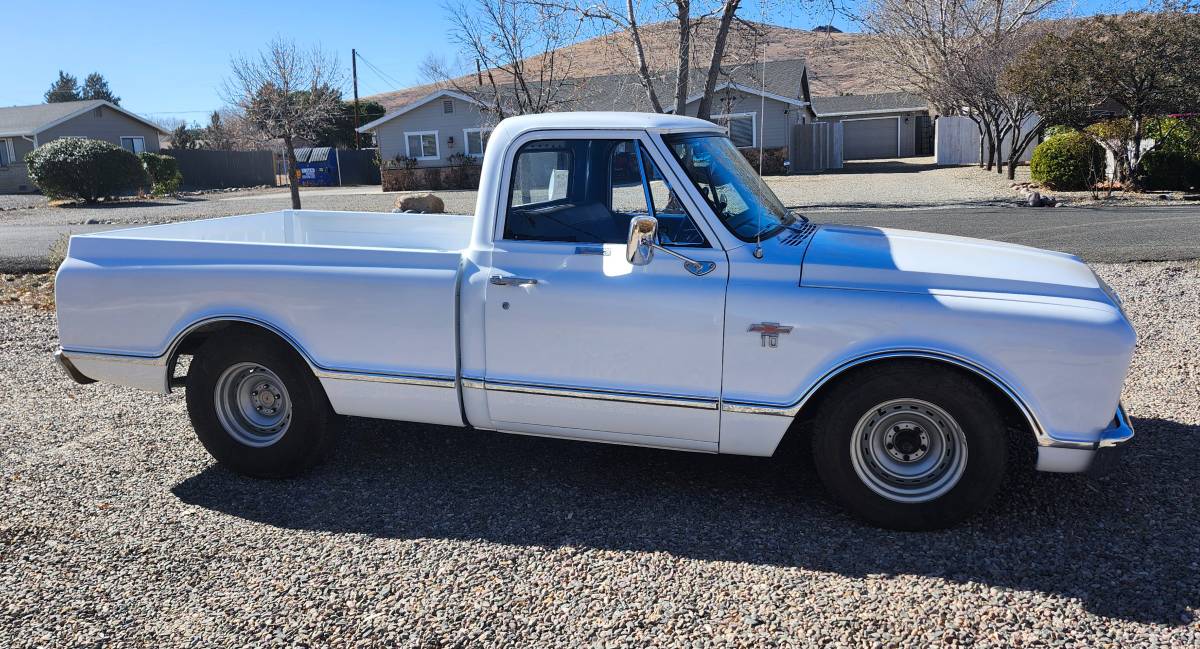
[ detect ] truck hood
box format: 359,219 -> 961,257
799,225 -> 1112,306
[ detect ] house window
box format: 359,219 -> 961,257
120,136 -> 146,154
463,128 -> 492,156
404,131 -> 439,160
712,112 -> 756,148
0,139 -> 13,166
443,100 -> 454,114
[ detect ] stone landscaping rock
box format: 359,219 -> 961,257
395,193 -> 445,214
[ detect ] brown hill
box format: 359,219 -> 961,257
364,21 -> 896,112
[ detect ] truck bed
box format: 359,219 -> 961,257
91,209 -> 474,252
56,210 -> 472,426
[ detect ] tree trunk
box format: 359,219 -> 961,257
626,0 -> 663,113
672,0 -> 691,115
283,135 -> 301,210
694,0 -> 740,121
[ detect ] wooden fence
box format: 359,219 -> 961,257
168,149 -> 278,189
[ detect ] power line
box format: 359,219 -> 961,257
354,52 -> 410,92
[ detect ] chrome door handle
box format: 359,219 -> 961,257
490,275 -> 538,287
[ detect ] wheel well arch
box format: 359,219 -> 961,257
780,353 -> 1040,457
165,317 -> 317,391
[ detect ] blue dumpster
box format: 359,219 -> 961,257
294,147 -> 339,187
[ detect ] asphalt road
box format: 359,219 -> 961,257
1,194 -> 1198,272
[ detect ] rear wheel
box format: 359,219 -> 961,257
812,362 -> 1007,530
185,332 -> 336,477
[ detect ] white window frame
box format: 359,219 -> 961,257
462,127 -> 493,157
120,136 -> 146,154
0,138 -> 14,167
711,112 -> 757,148
404,130 -> 440,161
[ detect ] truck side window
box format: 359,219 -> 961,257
503,138 -> 705,246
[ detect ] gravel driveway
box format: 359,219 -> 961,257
1,261 -> 1197,646
772,159 -> 1028,210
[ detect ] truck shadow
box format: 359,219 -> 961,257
173,415 -> 1198,626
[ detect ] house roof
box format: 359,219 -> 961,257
358,59 -> 811,132
0,100 -> 169,138
357,90 -> 486,132
810,92 -> 927,117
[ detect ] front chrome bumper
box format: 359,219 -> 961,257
1036,404 -> 1134,473
1088,404 -> 1135,476
53,348 -> 96,385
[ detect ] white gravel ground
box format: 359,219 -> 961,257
1,262 -> 1198,647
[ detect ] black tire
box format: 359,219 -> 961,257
185,331 -> 336,477
811,361 -> 1007,530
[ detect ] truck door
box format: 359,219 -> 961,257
479,132 -> 728,448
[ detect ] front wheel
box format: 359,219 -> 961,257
812,362 -> 1008,530
185,332 -> 336,477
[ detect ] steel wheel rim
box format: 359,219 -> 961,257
849,398 -> 968,503
213,362 -> 291,447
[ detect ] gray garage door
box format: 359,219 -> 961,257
842,118 -> 899,160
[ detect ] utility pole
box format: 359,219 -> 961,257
352,48 -> 361,149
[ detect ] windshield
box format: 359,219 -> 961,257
664,134 -> 794,242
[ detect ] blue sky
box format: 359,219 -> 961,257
4,0 -> 1146,125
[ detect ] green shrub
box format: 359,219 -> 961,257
1030,131 -> 1105,190
1042,124 -> 1077,139
139,152 -> 183,195
1140,150 -> 1200,190
26,138 -> 149,202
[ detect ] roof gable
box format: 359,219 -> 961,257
357,90 -> 485,132
0,100 -> 169,137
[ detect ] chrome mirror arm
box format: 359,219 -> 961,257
650,244 -> 716,276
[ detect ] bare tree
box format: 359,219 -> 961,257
224,37 -> 343,209
426,0 -> 583,122
531,0 -> 750,118
864,0 -> 1061,177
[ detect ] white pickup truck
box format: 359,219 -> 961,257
54,112 -> 1135,529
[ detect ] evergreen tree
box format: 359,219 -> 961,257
45,71 -> 82,103
81,73 -> 121,105
171,123 -> 199,150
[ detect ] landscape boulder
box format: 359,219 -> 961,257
394,193 -> 445,214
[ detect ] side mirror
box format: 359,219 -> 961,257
626,216 -> 658,266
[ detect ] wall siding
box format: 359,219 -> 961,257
0,137 -> 36,193
374,97 -> 488,167
682,93 -> 810,150
38,106 -> 162,151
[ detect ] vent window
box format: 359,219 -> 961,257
443,100 -> 454,114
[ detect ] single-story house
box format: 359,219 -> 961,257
810,92 -> 932,160
358,59 -> 816,168
0,99 -> 168,193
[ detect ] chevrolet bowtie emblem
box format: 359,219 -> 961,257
748,322 -> 793,348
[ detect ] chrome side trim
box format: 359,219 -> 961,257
73,316 -> 460,392
59,349 -> 165,366
312,368 -> 456,388
720,349 -> 1088,450
469,377 -> 718,410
